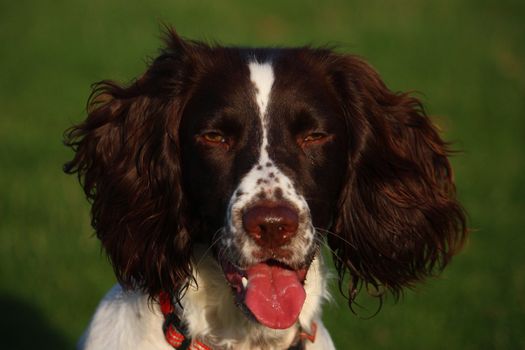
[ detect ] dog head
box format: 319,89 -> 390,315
65,29 -> 466,329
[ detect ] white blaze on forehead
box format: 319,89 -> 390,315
249,62 -> 274,167
249,62 -> 274,117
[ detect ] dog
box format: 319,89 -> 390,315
64,28 -> 467,350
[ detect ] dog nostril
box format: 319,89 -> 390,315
243,202 -> 299,248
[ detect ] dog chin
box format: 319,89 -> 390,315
219,255 -> 313,330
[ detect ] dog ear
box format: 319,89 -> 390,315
327,55 -> 467,303
64,29 -> 200,299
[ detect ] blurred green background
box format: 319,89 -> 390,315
1,0 -> 524,349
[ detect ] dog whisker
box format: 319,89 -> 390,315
314,226 -> 357,249
194,227 -> 224,269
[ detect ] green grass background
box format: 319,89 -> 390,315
1,0 -> 524,348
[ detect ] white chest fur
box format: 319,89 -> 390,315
78,254 -> 335,350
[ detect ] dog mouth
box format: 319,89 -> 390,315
220,258 -> 309,330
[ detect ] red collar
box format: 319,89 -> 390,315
158,291 -> 317,349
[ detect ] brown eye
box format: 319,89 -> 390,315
301,132 -> 330,146
304,133 -> 326,142
199,132 -> 230,149
203,132 -> 225,143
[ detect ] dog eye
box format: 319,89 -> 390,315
202,132 -> 225,143
301,132 -> 330,146
304,133 -> 326,142
199,131 -> 231,149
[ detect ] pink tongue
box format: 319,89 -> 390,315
245,263 -> 306,329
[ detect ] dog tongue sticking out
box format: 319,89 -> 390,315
244,263 -> 306,329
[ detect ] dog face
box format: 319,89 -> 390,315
179,55 -> 348,328
180,54 -> 347,236
65,29 -> 466,330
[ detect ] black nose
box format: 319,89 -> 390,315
242,202 -> 299,248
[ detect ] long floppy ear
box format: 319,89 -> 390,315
327,54 -> 467,303
64,30 -> 200,299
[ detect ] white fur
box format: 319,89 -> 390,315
248,62 -> 273,118
78,285 -> 172,350
79,251 -> 335,350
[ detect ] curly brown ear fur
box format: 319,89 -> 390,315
327,55 -> 467,303
64,30 -> 199,299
